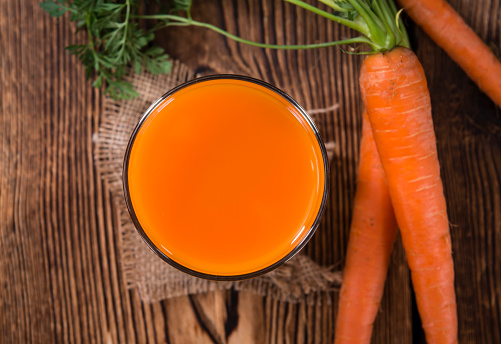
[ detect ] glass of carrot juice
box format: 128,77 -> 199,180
123,75 -> 329,281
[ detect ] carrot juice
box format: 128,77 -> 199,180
123,75 -> 328,280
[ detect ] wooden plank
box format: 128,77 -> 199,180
227,292 -> 266,343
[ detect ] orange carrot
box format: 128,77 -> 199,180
334,111 -> 398,344
282,2 -> 458,341
359,47 -> 457,344
397,0 -> 501,108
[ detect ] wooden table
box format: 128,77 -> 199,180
1,0 -> 500,343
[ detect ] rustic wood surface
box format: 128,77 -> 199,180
1,0 -> 500,343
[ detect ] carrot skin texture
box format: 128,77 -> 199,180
359,47 -> 457,344
334,112 -> 398,344
397,0 -> 501,108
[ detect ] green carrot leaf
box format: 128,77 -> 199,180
145,53 -> 172,75
40,0 -> 70,18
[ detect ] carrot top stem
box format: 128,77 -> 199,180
284,0 -> 371,36
136,0 -> 410,54
135,13 -> 376,50
286,0 -> 410,52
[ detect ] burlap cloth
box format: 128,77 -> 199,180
93,61 -> 342,304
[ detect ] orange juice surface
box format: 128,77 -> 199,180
127,78 -> 326,277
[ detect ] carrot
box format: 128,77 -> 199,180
334,111 -> 398,344
283,1 -> 458,342
397,0 -> 501,108
359,47 -> 457,344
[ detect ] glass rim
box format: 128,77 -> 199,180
122,74 -> 330,281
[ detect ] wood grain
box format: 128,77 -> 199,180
1,0 -> 500,343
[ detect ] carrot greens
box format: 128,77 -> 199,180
41,0 -> 190,99
42,0 -> 411,99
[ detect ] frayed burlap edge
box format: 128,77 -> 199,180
93,61 -> 342,304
